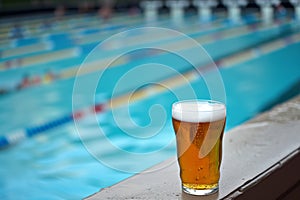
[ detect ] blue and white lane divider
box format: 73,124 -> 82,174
0,104 -> 104,149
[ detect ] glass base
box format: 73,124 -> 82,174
182,184 -> 218,196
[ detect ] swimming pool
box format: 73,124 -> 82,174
0,12 -> 300,199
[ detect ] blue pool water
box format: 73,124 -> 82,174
0,13 -> 300,199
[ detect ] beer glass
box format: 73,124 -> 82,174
172,100 -> 226,195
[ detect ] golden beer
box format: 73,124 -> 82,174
172,100 -> 226,195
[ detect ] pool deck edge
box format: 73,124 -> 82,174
86,95 -> 300,200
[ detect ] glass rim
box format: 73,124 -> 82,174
172,99 -> 226,113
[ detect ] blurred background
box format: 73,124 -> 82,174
0,0 -> 294,16
0,0 -> 300,199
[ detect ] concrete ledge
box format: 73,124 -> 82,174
87,95 -> 300,199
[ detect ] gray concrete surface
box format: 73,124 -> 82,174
87,95 -> 300,200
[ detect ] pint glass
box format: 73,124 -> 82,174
172,100 -> 226,195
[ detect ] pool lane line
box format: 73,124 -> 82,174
0,12 -> 197,50
106,31 -> 300,110
0,104 -> 105,149
93,28 -> 300,109
75,17 -> 232,46
0,23 -> 126,60
0,15 -> 226,62
0,26 -> 221,69
105,27 -> 300,109
0,13 -> 158,54
0,13 -> 145,40
73,14 -> 253,44
23,48 -> 82,67
0,13 -> 97,31
0,42 -> 53,58
0,18 -> 292,95
0,13 -> 216,64
0,15 -> 141,48
0,17 -> 262,70
0,11 -> 225,40
1,30 -> 300,149
218,32 -> 300,68
1,13 -> 255,61
58,19 -> 295,78
0,19 -> 295,99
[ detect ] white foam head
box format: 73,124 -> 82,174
172,100 -> 226,123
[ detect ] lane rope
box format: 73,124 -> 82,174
0,104 -> 104,148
